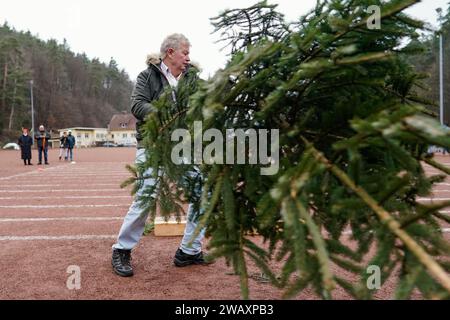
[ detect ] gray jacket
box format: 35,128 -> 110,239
131,54 -> 199,148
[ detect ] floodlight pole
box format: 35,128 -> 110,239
440,33 -> 444,125
30,80 -> 35,135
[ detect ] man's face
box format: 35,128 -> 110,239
167,43 -> 190,76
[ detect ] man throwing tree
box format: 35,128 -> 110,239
111,34 -> 212,277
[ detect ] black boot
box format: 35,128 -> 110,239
23,160 -> 27,165
111,249 -> 133,277
173,248 -> 214,267
28,160 -> 32,165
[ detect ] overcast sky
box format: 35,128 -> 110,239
0,0 -> 447,80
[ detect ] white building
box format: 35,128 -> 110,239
58,113 -> 137,148
58,127 -> 109,147
108,113 -> 137,146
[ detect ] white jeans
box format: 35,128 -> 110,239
59,148 -> 67,158
112,148 -> 205,255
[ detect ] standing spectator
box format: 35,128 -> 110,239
59,131 -> 69,161
67,130 -> 76,162
18,128 -> 33,165
35,125 -> 50,165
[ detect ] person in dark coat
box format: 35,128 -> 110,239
18,128 -> 33,165
34,125 -> 51,165
67,130 -> 76,161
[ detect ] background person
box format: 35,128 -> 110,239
67,130 -> 76,161
18,128 -> 33,165
34,125 -> 50,165
59,131 -> 69,161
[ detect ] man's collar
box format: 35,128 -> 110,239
160,60 -> 170,73
160,60 -> 182,80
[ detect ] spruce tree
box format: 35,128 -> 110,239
125,0 -> 450,299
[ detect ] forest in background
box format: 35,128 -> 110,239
410,5 -> 450,122
0,22 -> 134,143
1,3 -> 450,144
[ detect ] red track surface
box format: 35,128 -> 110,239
0,147 -> 448,299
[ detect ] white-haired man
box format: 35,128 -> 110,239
34,125 -> 51,165
111,34 -> 212,277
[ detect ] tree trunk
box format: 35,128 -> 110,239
8,78 -> 17,130
2,60 -> 7,109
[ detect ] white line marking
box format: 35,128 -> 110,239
0,189 -> 128,193
0,171 -> 46,181
0,204 -> 129,209
0,196 -> 131,200
30,171 -> 128,173
0,217 -> 123,222
4,180 -> 128,183
9,171 -> 129,177
417,198 -> 450,201
0,165 -> 71,181
0,184 -> 120,188
7,177 -> 128,180
55,162 -> 129,164
1,176 -> 127,179
0,235 -> 117,241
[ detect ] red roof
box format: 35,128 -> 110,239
108,113 -> 137,131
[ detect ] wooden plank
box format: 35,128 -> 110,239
153,217 -> 186,237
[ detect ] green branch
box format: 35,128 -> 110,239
294,198 -> 336,297
304,138 -> 450,293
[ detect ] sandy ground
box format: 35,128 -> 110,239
0,147 -> 448,299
